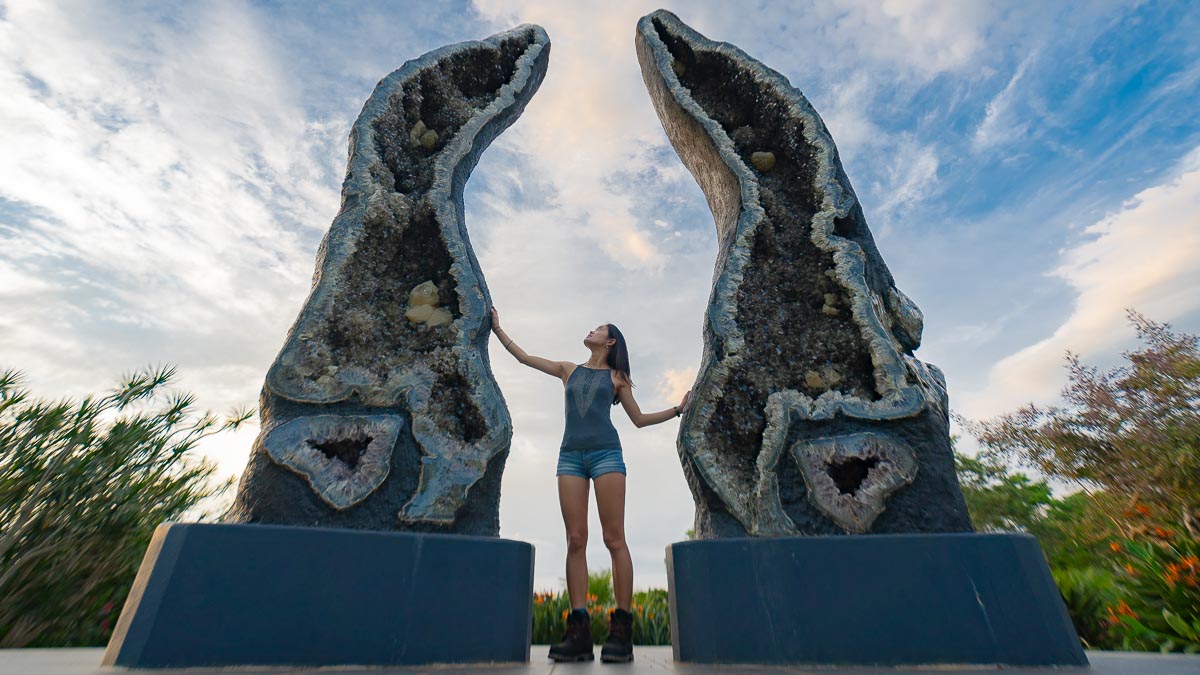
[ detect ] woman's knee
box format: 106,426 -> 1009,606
602,529 -> 627,553
566,529 -> 588,553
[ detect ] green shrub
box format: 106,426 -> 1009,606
0,367 -> 249,647
1051,566 -> 1121,649
1108,528 -> 1200,653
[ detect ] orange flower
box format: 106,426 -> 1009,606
562,610 -> 568,620
1164,563 -> 1182,587
1115,601 -> 1137,619
1124,563 -> 1137,575
1182,555 -> 1199,570
1109,541 -> 1122,552
1135,504 -> 1151,516
1153,527 -> 1174,539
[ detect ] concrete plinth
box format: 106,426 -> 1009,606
102,523 -> 534,668
666,533 -> 1087,666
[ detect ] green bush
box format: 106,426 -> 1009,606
1108,526 -> 1200,653
532,569 -> 671,645
0,367 -> 249,647
960,312 -> 1200,652
1051,566 -> 1121,649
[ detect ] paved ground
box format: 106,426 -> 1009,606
3,648 -> 1200,674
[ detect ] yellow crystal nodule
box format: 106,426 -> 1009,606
408,280 -> 440,307
425,307 -> 453,326
405,280 -> 452,326
405,304 -> 434,323
750,151 -> 775,171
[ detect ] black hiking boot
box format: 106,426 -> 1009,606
601,608 -> 634,663
549,610 -> 594,662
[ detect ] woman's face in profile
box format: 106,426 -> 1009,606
584,324 -> 610,348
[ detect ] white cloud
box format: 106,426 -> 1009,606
842,0 -> 991,77
973,54 -> 1034,151
874,134 -> 941,224
819,73 -> 882,162
0,1 -> 340,403
656,366 -> 697,404
960,153 -> 1200,418
472,0 -> 674,271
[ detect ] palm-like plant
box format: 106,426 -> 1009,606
0,366 -> 250,647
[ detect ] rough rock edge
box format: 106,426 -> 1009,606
636,10 -> 945,535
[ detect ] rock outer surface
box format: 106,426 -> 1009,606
226,25 -> 550,535
636,10 -> 972,537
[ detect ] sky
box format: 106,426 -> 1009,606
1,0 -> 1198,591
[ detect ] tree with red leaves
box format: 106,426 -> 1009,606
962,311 -> 1199,537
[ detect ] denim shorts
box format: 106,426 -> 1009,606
556,448 -> 626,479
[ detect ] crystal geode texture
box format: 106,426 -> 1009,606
226,25 -> 550,535
636,11 -> 972,537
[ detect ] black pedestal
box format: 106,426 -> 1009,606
666,533 -> 1086,666
102,523 -> 534,667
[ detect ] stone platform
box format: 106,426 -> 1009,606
102,523 -> 533,668
667,533 -> 1086,666
4,647 -> 1199,674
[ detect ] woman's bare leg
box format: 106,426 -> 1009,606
594,472 -> 632,610
558,475 -> 591,608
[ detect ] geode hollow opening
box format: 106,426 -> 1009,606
311,436 -> 374,470
260,415 -> 404,511
793,433 -> 918,534
828,456 -> 878,496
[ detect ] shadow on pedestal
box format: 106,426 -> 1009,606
666,533 -> 1086,667
102,523 -> 533,668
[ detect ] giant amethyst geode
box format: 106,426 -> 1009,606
226,25 -> 550,535
636,11 -> 972,537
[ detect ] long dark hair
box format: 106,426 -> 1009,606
605,323 -> 633,405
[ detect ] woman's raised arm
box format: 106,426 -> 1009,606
616,379 -> 691,428
490,307 -> 570,379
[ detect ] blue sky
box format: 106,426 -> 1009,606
1,0 -> 1198,590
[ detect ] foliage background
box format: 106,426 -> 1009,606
0,367 -> 247,647
958,313 -> 1199,652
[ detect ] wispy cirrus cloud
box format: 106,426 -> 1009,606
972,54 -> 1035,152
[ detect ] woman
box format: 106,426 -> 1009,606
490,307 -> 690,663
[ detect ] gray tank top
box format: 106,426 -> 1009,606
560,365 -> 623,452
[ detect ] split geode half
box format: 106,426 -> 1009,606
636,11 -> 972,537
225,25 -> 551,535
262,415 -> 402,511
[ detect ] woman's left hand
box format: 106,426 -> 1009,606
678,389 -> 692,413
